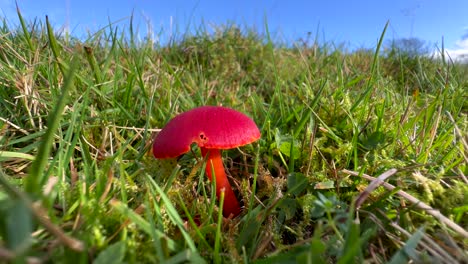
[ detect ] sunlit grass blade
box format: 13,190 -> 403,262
45,15 -> 66,75
16,3 -> 33,52
176,192 -> 213,251
213,189 -> 224,264
293,80 -> 326,139
145,197 -> 168,262
0,151 -> 35,161
163,164 -> 181,193
146,175 -> 197,252
110,199 -> 178,251
351,21 -> 389,112
247,146 -> 261,213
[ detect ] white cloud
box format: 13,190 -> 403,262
444,38 -> 468,63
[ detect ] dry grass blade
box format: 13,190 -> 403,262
389,222 -> 460,264
0,117 -> 29,135
355,168 -> 397,209
252,232 -> 273,260
99,170 -> 114,204
342,169 -> 468,238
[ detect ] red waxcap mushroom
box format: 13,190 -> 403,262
153,106 -> 261,217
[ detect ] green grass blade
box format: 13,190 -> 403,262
147,175 -> 198,252
84,46 -> 103,84
309,223 -> 326,264
213,189 -> 224,264
46,15 -> 66,75
247,146 -> 261,213
146,197 -> 167,262
110,199 -> 178,251
351,21 -> 389,111
0,151 -> 35,161
165,249 -> 207,264
337,220 -> 362,263
176,192 -> 213,251
293,80 -> 326,139
16,3 -> 33,52
25,59 -> 77,195
94,241 -> 126,264
388,228 -> 425,264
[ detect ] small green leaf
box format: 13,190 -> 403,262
278,198 -> 297,220
94,241 -> 126,264
6,199 -> 32,251
314,181 -> 335,189
361,131 -> 386,150
287,173 -> 308,196
279,141 -> 301,159
165,249 -> 207,264
271,129 -> 301,159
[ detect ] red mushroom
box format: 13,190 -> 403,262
152,106 -> 261,217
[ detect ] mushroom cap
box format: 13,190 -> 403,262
153,106 -> 261,159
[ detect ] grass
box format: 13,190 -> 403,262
0,10 -> 467,263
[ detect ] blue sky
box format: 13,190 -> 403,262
2,1 -> 468,59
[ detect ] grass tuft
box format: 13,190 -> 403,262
0,9 -> 467,263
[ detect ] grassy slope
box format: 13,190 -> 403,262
0,14 -> 467,263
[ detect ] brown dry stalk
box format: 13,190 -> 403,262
355,169 -> 397,209
0,169 -> 84,252
99,169 -> 114,204
343,169 -> 468,239
0,117 -> 30,135
389,221 -> 458,264
0,246 -> 15,260
31,202 -> 85,252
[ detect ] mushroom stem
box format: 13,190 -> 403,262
200,148 -> 241,217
